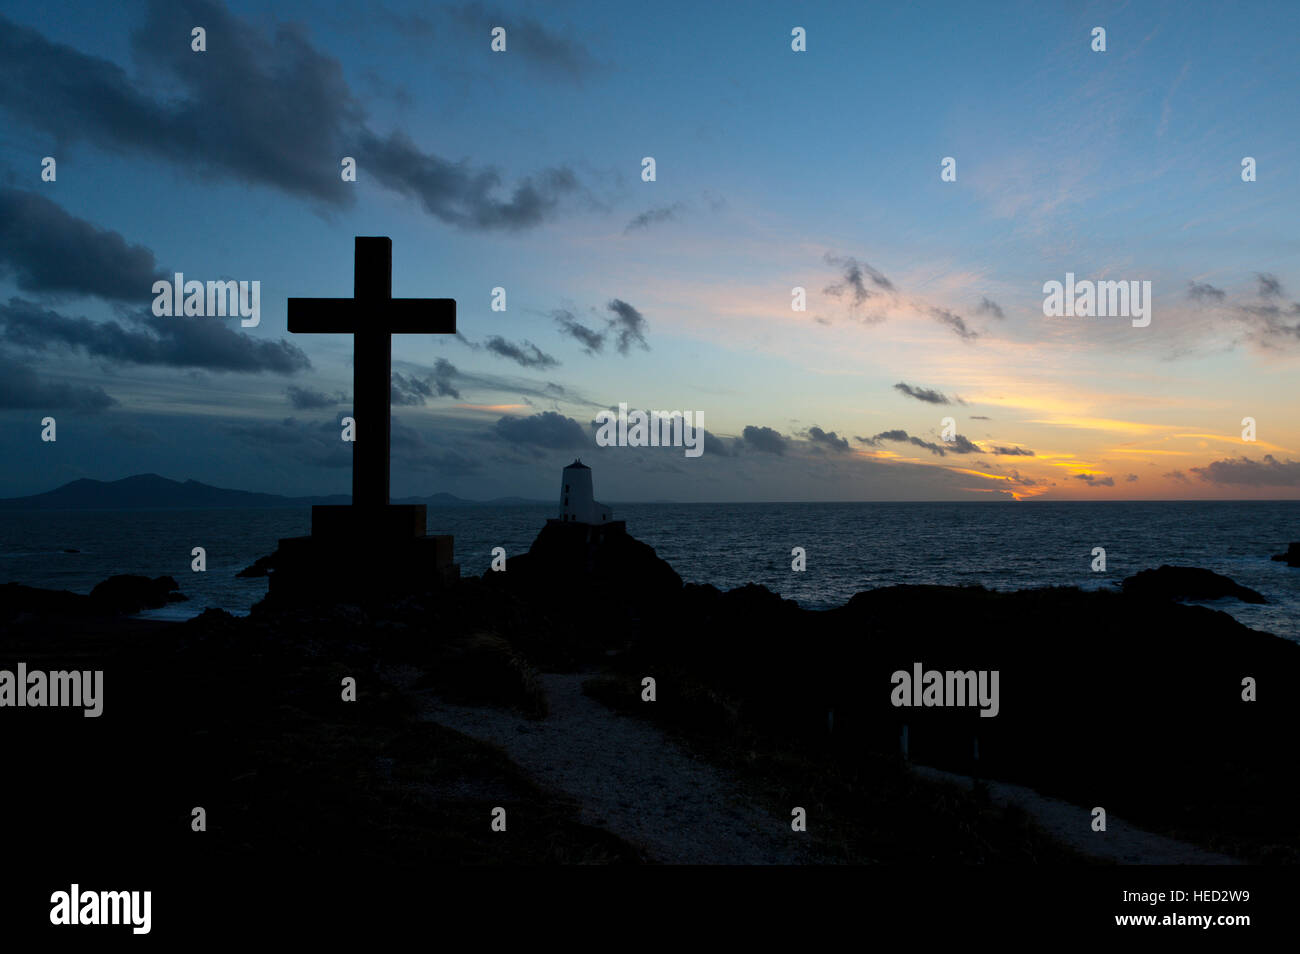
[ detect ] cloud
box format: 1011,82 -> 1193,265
1190,455 -> 1300,487
858,430 -> 907,446
928,307 -> 979,341
1179,272 -> 1300,349
1125,473 -> 1139,482
483,335 -> 558,369
0,4 -> 356,202
493,410 -> 588,448
856,429 -> 981,457
975,296 -> 1005,319
1256,273 -> 1284,299
391,359 -> 463,404
391,359 -> 464,404
542,381 -> 583,402
1073,473 -> 1114,487
969,415 -> 991,420
446,3 -> 604,82
625,203 -> 685,232
226,413 -> 482,476
702,429 -> 734,457
806,426 -> 850,452
1235,299 -> 1300,346
1163,470 -> 1190,483
0,5 -> 578,231
391,372 -> 436,406
857,430 -> 944,456
741,425 -> 788,455
552,308 -> 606,354
0,298 -> 310,374
362,130 -> 578,230
551,302 -> 650,356
822,255 -> 984,341
605,299 -> 650,354
0,350 -> 116,411
429,359 -> 463,399
0,189 -> 162,301
225,417 -> 350,468
990,445 -> 1034,456
823,254 -> 893,308
586,409 -> 733,456
1187,281 -> 1226,302
390,418 -> 481,475
285,385 -> 344,409
894,382 -> 959,405
1002,470 -> 1039,487
393,357 -> 596,408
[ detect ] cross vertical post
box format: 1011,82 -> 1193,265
353,237 -> 392,508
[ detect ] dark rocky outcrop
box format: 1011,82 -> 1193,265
0,574 -> 186,621
88,574 -> 188,613
11,528 -> 1295,865
0,582 -> 97,621
1121,565 -> 1267,604
615,576 -> 1299,862
478,520 -> 683,665
236,551 -> 279,577
1271,542 -> 1300,567
498,519 -> 682,596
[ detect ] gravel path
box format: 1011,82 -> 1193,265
419,671 -> 1237,865
909,764 -> 1242,865
419,671 -> 814,864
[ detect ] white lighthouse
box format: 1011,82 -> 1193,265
559,459 -> 612,524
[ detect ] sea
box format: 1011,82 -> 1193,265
1,501 -> 1297,641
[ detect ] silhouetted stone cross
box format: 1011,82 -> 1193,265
288,237 -> 456,508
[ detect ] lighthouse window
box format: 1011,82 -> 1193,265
565,484 -> 569,492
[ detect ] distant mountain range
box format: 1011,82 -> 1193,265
0,474 -> 550,510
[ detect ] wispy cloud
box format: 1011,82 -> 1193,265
894,381 -> 962,405
856,429 -> 981,457
0,5 -> 580,230
625,202 -> 686,233
483,336 -> 558,369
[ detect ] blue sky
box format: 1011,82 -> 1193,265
1,0 -> 1298,501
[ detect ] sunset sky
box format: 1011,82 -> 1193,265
1,0 -> 1298,501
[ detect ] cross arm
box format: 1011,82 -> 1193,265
287,298 -> 457,334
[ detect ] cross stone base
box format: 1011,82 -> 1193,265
311,504 -> 429,539
265,504 -> 458,606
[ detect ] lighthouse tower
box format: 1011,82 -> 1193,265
559,459 -> 612,524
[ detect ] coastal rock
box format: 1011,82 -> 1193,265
1270,542 -> 1300,567
0,582 -> 96,620
5,528 -> 1300,865
89,574 -> 188,613
236,550 -> 280,577
496,519 -> 682,595
1,574 -> 188,621
1121,565 -> 1267,604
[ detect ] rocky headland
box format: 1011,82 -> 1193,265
3,522 -> 1297,868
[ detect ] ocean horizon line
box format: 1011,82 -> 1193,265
4,497 -> 1300,510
